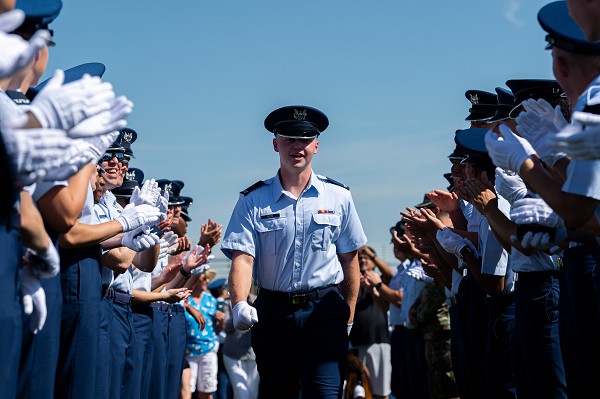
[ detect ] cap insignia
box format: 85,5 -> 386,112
165,182 -> 172,192
126,170 -> 135,180
123,131 -> 133,143
293,109 -> 307,120
469,93 -> 479,105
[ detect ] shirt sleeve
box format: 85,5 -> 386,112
334,193 -> 367,253
220,194 -> 257,259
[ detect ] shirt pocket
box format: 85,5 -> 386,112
255,217 -> 287,256
311,213 -> 341,251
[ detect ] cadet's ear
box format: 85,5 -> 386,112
314,139 -> 319,153
273,137 -> 279,152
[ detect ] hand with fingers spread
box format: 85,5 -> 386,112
158,231 -> 178,259
426,190 -> 459,213
183,244 -> 211,272
130,178 -> 160,207
169,235 -> 192,255
163,288 -> 191,304
392,230 -> 419,258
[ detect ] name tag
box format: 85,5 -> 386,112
260,213 -> 280,220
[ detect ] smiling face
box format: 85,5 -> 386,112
273,135 -> 319,174
100,152 -> 126,190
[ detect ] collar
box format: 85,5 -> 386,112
271,170 -> 322,201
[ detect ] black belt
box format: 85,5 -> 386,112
258,285 -> 339,305
103,287 -> 133,306
150,302 -> 170,312
515,270 -> 560,282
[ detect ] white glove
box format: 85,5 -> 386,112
522,98 -> 568,130
494,168 -> 527,205
0,10 -> 50,79
122,225 -> 160,251
130,178 -> 160,207
347,323 -> 353,336
158,231 -> 178,259
21,267 -> 47,334
25,237 -> 60,279
232,301 -> 258,331
81,130 -> 121,163
484,125 -> 536,173
29,70 -> 116,131
157,190 -> 169,221
510,197 -> 565,228
436,227 -> 478,259
68,96 -> 133,138
516,100 -> 567,166
510,227 -> 567,254
1,127 -> 87,185
116,204 -> 162,232
42,143 -> 97,182
548,113 -> 600,160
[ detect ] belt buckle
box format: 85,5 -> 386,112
291,293 -> 307,305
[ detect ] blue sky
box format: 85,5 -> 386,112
45,0 -> 554,259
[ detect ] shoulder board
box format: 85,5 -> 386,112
583,104 -> 600,115
323,176 -> 350,190
240,180 -> 265,195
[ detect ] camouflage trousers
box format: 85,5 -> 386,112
423,330 -> 459,399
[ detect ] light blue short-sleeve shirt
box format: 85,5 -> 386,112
221,171 -> 367,292
563,75 -> 600,200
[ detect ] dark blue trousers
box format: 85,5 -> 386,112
54,245 -> 102,399
513,271 -> 566,399
455,273 -> 489,399
251,289 -> 350,399
18,274 -> 62,399
166,304 -> 187,399
131,305 -> 153,399
485,295 -> 517,399
390,325 -> 407,399
112,300 -> 137,399
559,245 -> 600,399
449,303 -> 468,399
0,219 -> 22,399
400,328 -> 429,399
149,305 -> 170,399
97,296 -> 113,399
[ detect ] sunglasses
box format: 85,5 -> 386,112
448,156 -> 468,165
101,152 -> 129,165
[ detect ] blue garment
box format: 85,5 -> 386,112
0,213 -> 21,399
513,271 -> 566,399
130,305 -> 153,399
166,305 -> 186,399
221,171 -> 367,292
185,293 -> 218,357
149,306 -> 169,399
251,289 -> 350,398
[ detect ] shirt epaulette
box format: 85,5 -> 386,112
323,176 -> 350,190
240,180 -> 266,195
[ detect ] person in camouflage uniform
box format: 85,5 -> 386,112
409,262 -> 458,399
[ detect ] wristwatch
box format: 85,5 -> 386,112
375,281 -> 383,289
179,267 -> 191,279
459,245 -> 475,263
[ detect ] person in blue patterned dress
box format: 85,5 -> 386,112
185,270 -> 225,399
